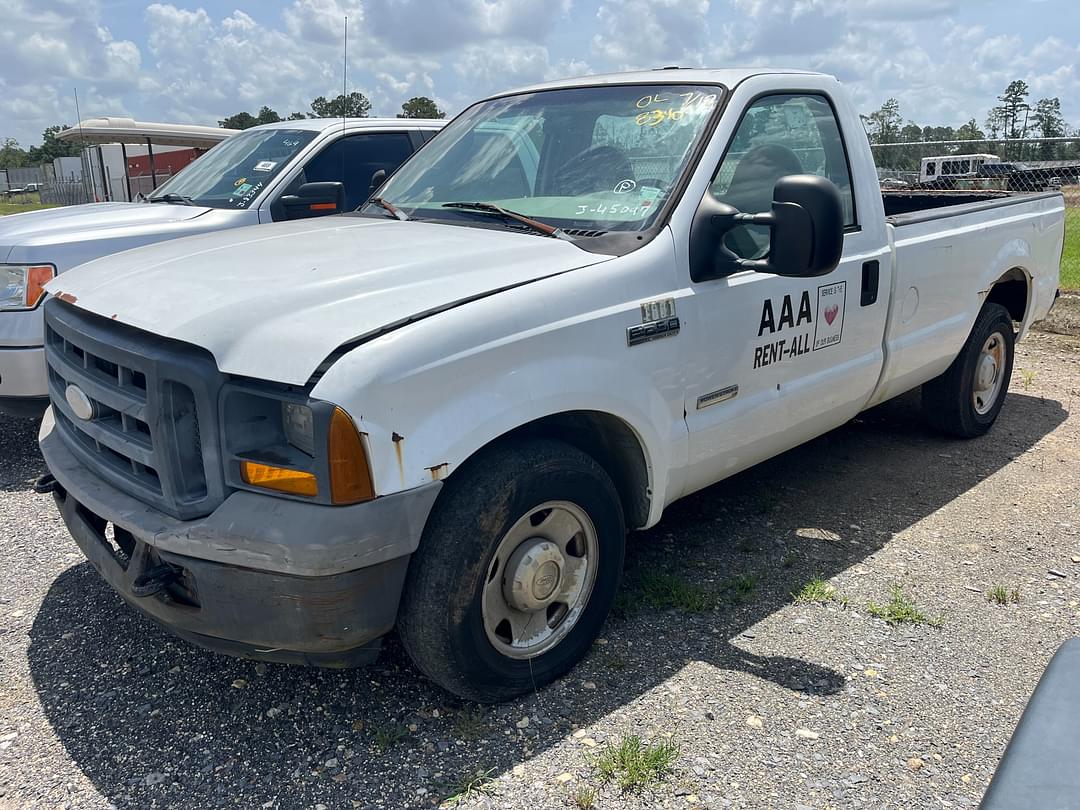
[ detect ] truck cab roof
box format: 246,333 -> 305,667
500,67 -> 829,98
245,117 -> 445,134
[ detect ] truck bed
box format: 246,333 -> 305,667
881,189 -> 1057,220
866,189 -> 1064,408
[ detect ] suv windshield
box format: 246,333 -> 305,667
148,128 -> 317,209
366,84 -> 722,233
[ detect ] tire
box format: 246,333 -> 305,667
397,437 -> 625,702
922,302 -> 1015,438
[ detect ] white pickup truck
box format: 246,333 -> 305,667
37,68 -> 1064,702
0,117 -> 442,416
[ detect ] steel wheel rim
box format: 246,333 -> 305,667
973,331 -> 1006,415
481,500 -> 599,660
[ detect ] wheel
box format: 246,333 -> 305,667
922,302 -> 1015,438
397,437 -> 625,702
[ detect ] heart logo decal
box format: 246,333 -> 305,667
824,304 -> 839,325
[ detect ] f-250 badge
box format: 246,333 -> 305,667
753,282 -> 846,369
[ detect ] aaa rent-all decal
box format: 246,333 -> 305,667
753,281 -> 846,369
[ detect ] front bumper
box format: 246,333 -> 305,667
0,345 -> 47,416
40,408 -> 443,667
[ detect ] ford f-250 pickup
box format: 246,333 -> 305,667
37,68 -> 1064,702
0,117 -> 443,417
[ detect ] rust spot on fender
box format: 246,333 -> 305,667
57,292 -> 77,304
392,432 -> 405,487
426,462 -> 449,480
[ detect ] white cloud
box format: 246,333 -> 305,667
0,0 -> 1076,150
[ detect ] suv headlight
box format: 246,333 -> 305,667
221,386 -> 375,505
0,264 -> 56,310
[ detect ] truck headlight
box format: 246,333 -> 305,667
223,388 -> 375,505
282,401 -> 315,456
0,264 -> 55,310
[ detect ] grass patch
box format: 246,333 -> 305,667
452,707 -> 488,741
371,721 -> 408,753
1062,207 -> 1079,292
986,583 -> 1021,605
617,570 -> 758,615
439,767 -> 496,807
793,576 -> 843,604
572,786 -> 598,809
0,201 -> 58,216
590,735 -> 679,792
868,586 -> 942,626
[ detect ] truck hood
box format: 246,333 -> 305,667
0,202 -> 210,256
47,216 -> 612,385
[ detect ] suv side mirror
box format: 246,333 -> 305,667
689,174 -> 844,282
280,181 -> 346,220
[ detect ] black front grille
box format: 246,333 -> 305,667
44,299 -> 227,521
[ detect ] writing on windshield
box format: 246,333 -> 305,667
371,84 -> 722,233
149,129 -> 317,209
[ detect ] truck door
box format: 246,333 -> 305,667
680,92 -> 891,494
264,131 -> 416,222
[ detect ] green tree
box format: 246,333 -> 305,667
862,98 -> 903,144
287,111 -> 307,120
956,119 -> 985,142
219,106 -> 283,129
0,138 -> 30,169
397,96 -> 445,119
309,92 -> 371,119
26,125 -> 82,165
988,80 -> 1030,157
1032,97 -> 1066,159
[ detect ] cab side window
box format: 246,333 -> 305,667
301,132 -> 414,210
710,94 -> 855,259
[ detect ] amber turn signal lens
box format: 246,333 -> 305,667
241,461 -> 318,497
26,265 -> 55,309
328,406 -> 375,504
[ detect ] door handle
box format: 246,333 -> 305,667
861,260 -> 879,307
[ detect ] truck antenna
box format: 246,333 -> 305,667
342,15 -> 348,182
73,87 -> 93,201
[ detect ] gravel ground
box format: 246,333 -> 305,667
1,331 -> 1078,810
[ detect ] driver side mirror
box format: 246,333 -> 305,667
280,181 -> 346,220
689,174 -> 844,282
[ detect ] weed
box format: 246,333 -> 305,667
591,734 -> 679,792
638,570 -> 714,612
572,786 -> 598,809
793,576 -> 840,604
725,573 -> 759,603
986,583 -> 1021,605
371,722 -> 408,753
440,767 -> 496,807
617,569 -> 759,615
1019,368 -> 1037,390
867,586 -> 943,626
453,707 -> 488,741
604,654 -> 629,671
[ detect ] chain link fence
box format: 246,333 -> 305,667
872,137 -> 1080,207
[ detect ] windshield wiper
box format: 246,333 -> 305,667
368,197 -> 410,221
441,202 -> 572,240
148,193 -> 195,206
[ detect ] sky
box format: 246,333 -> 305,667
1,0 -> 1078,148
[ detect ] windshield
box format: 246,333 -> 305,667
366,84 -> 722,234
148,128 -> 317,209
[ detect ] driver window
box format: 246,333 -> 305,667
711,94 -> 856,259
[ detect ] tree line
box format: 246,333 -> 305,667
217,93 -> 445,129
862,78 -> 1078,164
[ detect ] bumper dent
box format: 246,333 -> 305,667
40,407 -> 443,666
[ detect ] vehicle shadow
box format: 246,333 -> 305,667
26,391 -> 1067,808
0,414 -> 46,493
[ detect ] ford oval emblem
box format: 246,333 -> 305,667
64,384 -> 95,421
